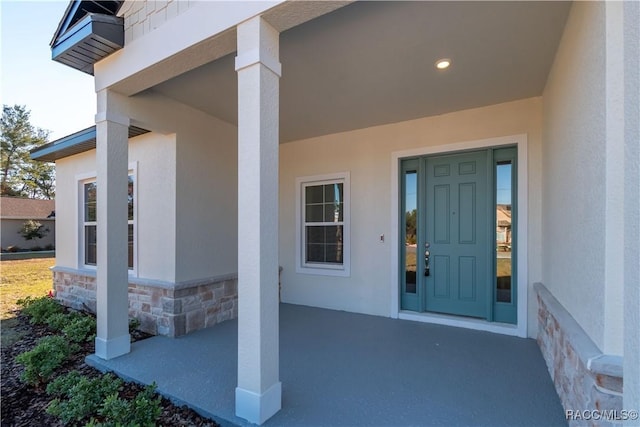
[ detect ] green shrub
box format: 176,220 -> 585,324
15,336 -> 78,385
44,312 -> 69,331
91,393 -> 130,426
128,317 -> 140,333
63,315 -> 96,343
92,383 -> 162,427
129,383 -> 163,426
45,310 -> 92,338
47,372 -> 161,427
45,311 -> 83,331
46,370 -> 84,396
46,372 -> 123,424
17,296 -> 63,325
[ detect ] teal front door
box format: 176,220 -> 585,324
424,151 -> 489,318
399,147 -> 517,323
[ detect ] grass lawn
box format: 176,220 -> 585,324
405,252 -> 416,270
1,257 -> 55,347
497,258 -> 512,278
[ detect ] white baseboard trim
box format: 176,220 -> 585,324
95,334 -> 131,360
235,381 -> 282,425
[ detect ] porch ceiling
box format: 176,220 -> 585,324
148,1 -> 571,143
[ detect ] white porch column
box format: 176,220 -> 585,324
94,89 -> 131,360
623,0 -> 640,417
234,16 -> 282,425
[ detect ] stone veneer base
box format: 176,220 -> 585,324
52,267 -> 238,337
535,283 -> 623,427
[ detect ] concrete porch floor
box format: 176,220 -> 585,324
87,304 -> 567,427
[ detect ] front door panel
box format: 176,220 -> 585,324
425,151 -> 489,318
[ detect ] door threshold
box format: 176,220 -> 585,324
398,310 -> 523,337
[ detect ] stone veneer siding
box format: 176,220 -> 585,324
52,267 -> 237,337
535,283 -> 623,427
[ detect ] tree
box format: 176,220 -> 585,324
1,105 -> 55,199
19,220 -> 50,244
20,160 -> 56,199
405,208 -> 417,244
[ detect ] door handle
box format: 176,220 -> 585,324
424,242 -> 430,277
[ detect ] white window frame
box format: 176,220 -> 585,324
295,172 -> 350,277
81,177 -> 98,269
76,162 -> 138,275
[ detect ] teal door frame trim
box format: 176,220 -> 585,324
391,134 -> 528,338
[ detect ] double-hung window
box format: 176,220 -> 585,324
83,181 -> 98,266
296,172 -> 350,276
81,172 -> 136,271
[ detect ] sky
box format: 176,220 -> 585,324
1,1 -> 96,141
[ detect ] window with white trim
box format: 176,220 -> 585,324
83,181 -> 97,266
81,173 -> 136,271
296,173 -> 350,276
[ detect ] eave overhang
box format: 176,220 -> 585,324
51,1 -> 124,75
31,126 -> 149,162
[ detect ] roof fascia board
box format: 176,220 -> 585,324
30,126 -> 96,162
31,126 -> 149,162
51,0 -> 81,46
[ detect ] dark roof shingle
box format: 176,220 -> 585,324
0,197 -> 55,219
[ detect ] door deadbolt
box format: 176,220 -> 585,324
424,242 -> 431,277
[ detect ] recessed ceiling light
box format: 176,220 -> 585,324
435,58 -> 451,70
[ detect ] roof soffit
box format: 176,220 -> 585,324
51,1 -> 124,74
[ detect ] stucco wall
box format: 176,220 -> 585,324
56,89 -> 238,286
279,97 -> 543,337
129,132 -> 177,281
55,133 -> 177,282
1,218 -> 55,250
174,112 -> 238,282
123,91 -> 238,282
541,1 -> 623,355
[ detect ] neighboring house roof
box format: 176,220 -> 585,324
497,205 -> 512,227
31,125 -> 150,162
51,0 -> 124,75
0,197 -> 55,220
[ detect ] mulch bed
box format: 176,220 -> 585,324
1,312 -> 220,427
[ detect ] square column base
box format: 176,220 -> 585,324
236,381 -> 282,425
95,334 -> 131,360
